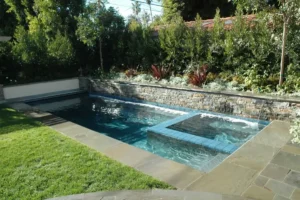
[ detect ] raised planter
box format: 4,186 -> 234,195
3,78 -> 80,100
88,79 -> 300,121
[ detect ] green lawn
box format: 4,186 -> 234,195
0,106 -> 173,200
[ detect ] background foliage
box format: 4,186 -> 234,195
0,0 -> 299,94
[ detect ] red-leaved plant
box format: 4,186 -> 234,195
189,64 -> 209,86
151,65 -> 170,80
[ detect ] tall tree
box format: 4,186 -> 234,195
132,0 -> 141,20
100,7 -> 126,68
0,1 -> 16,35
182,0 -> 235,20
231,0 -> 300,85
146,0 -> 153,22
4,0 -> 83,81
76,0 -> 106,72
4,0 -> 35,27
162,0 -> 183,22
162,0 -> 280,20
278,0 -> 300,85
141,10 -> 151,27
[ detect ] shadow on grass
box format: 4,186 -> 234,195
0,106 -> 42,135
35,114 -> 68,126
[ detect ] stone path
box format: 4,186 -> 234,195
242,142 -> 300,200
47,189 -> 249,200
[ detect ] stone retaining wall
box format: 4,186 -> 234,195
90,80 -> 300,121
0,84 -> 4,101
79,77 -> 90,91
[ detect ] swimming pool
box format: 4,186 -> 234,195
28,93 -> 268,172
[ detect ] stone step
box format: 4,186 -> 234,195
47,189 -> 250,200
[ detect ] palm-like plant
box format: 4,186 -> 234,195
132,1 -> 141,19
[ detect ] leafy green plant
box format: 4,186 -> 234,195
278,64 -> 300,93
232,75 -> 245,84
206,72 -> 218,83
169,76 -> 189,86
203,79 -> 245,91
203,80 -> 226,91
132,74 -> 155,83
125,22 -> 161,71
291,118 -> 300,144
219,71 -> 234,82
158,14 -> 189,72
206,9 -> 226,73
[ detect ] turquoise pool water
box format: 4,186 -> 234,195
29,94 -> 267,172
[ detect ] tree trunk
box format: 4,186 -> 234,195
97,0 -> 104,72
149,4 -> 153,22
99,37 -> 103,72
279,17 -> 288,86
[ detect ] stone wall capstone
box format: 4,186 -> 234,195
91,80 -> 300,121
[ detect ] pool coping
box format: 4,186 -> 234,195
7,100 -> 292,196
148,112 -> 240,154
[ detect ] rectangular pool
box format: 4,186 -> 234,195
28,94 -> 268,172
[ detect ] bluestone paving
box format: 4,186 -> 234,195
251,121 -> 291,148
242,185 -> 274,200
136,158 -> 204,190
185,162 -> 258,195
102,142 -> 162,168
291,189 -> 300,200
284,171 -> 300,188
271,151 -> 300,172
246,135 -> 300,200
261,163 -> 290,181
282,144 -> 300,156
225,141 -> 279,171
265,179 -> 295,198
273,195 -> 290,200
254,175 -> 269,187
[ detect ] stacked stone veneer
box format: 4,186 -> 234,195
0,84 -> 4,101
79,77 -> 90,91
89,80 -> 300,121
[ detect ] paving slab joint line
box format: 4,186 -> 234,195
182,173 -> 206,190
240,183 -> 253,198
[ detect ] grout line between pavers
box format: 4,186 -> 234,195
181,173 -> 205,191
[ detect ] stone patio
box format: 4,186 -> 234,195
242,142 -> 300,200
8,102 -> 300,200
